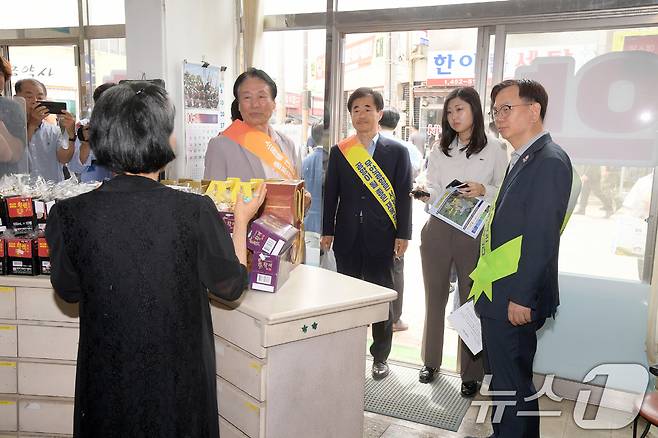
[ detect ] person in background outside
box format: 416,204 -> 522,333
378,107 -> 422,332
302,121 -> 329,235
68,82 -> 116,182
409,125 -> 426,157
46,81 -> 266,437
412,87 -> 507,395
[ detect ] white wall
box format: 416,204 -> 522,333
125,0 -> 238,178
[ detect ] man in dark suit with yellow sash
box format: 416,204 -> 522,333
321,87 -> 412,380
468,79 -> 573,438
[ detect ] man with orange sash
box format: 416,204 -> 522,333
204,68 -> 302,180
321,88 -> 412,380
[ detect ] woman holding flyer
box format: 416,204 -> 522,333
203,68 -> 302,180
412,87 -> 507,394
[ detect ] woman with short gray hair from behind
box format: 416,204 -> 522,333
45,81 -> 266,437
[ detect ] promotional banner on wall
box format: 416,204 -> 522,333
182,61 -> 226,179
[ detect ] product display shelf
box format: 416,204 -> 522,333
0,275 -> 78,437
0,265 -> 396,438
212,264 -> 396,438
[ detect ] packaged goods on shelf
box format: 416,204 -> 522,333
0,175 -> 100,276
0,235 -> 5,275
6,236 -> 38,275
37,236 -> 50,275
5,196 -> 36,234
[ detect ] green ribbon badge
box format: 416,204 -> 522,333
468,164 -> 580,303
468,235 -> 523,303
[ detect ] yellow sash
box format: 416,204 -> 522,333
222,120 -> 298,180
338,135 -> 397,228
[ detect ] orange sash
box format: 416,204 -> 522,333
222,120 -> 297,179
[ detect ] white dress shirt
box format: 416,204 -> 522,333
416,133 -> 508,204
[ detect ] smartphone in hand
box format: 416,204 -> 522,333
410,189 -> 431,199
37,101 -> 67,115
446,179 -> 467,189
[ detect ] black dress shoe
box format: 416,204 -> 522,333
418,366 -> 438,383
372,361 -> 390,380
461,380 -> 478,397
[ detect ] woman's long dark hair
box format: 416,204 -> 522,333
439,87 -> 488,158
231,68 -> 277,121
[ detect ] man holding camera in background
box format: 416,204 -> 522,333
68,83 -> 115,182
14,78 -> 75,182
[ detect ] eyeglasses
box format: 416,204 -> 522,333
489,103 -> 534,119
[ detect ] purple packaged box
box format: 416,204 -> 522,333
218,211 -> 234,233
247,214 -> 299,256
251,245 -> 293,275
249,247 -> 295,293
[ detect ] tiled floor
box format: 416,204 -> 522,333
364,396 -> 658,437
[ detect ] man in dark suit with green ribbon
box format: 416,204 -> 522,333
468,79 -> 573,438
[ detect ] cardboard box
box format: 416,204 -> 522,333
249,247 -> 296,293
218,211 -> 235,234
247,215 -> 298,256
262,180 -> 305,228
5,197 -> 36,235
6,238 -> 38,276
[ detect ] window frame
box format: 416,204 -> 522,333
264,0 -> 658,283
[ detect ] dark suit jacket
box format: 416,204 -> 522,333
475,133 -> 572,321
322,135 -> 412,257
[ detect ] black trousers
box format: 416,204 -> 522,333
334,226 -> 394,363
481,317 -> 546,438
391,256 -> 404,323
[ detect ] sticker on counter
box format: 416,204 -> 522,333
243,401 -> 260,412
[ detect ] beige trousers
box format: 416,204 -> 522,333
420,216 -> 484,382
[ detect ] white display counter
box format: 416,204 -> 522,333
0,264 -> 396,437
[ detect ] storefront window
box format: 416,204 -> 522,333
337,0 -> 508,11
0,0 -> 79,29
263,0 -> 326,15
9,45 -> 80,117
262,29 -> 327,268
262,30 -> 326,149
88,39 -> 127,115
87,0 -> 125,25
503,27 -> 658,281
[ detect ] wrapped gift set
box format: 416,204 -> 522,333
176,177 -> 307,293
